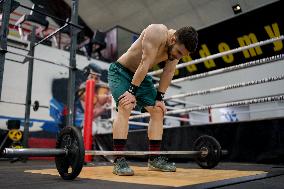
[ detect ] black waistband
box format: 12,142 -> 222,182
114,61 -> 135,75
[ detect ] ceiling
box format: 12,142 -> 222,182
64,0 -> 278,34
18,0 -> 278,36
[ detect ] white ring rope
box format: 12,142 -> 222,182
128,120 -> 206,128
165,74 -> 284,100
130,110 -> 190,122
149,35 -> 284,76
163,54 -> 284,86
109,105 -> 284,127
129,94 -> 284,119
128,121 -> 172,128
128,118 -> 207,128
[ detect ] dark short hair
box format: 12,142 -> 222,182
83,63 -> 102,76
175,26 -> 198,53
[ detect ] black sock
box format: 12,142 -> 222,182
149,140 -> 161,160
113,139 -> 127,162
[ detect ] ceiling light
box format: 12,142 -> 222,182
232,4 -> 242,14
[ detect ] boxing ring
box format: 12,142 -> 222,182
81,36 -> 284,148
102,50 -> 284,129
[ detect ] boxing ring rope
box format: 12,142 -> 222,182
105,116 -> 206,128
98,97 -> 284,129
159,66 -> 284,121
131,110 -> 190,122
128,118 -> 207,128
129,94 -> 284,119
164,74 -> 284,100
99,37 -> 284,127
149,41 -> 284,122
109,109 -> 204,124
131,62 -> 284,123
163,106 -> 209,115
156,54 -> 284,87
128,121 -> 174,128
149,35 -> 284,76
149,38 -> 284,116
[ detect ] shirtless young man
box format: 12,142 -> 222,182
108,24 -> 198,176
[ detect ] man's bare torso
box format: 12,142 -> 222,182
117,24 -> 175,73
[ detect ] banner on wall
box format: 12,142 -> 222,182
101,1 -> 283,77
50,63 -> 112,134
169,1 -> 284,79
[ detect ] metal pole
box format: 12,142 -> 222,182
2,148 -> 228,157
0,134 -> 9,152
33,23 -> 69,47
85,150 -> 201,156
22,26 -> 36,148
67,0 -> 79,127
18,4 -> 83,30
3,148 -> 67,157
0,0 -> 12,100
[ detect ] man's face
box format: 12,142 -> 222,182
167,42 -> 189,61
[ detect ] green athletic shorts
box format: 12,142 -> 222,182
108,62 -> 157,111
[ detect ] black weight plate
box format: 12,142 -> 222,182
193,135 -> 221,169
33,100 -> 39,111
55,126 -> 85,180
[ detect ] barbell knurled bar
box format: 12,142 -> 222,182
3,148 -> 228,157
85,150 -> 228,156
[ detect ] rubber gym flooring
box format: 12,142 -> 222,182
0,160 -> 284,189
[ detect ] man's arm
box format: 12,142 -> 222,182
131,25 -> 166,86
157,60 -> 179,93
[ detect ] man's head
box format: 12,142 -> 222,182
84,63 -> 102,81
167,26 -> 198,61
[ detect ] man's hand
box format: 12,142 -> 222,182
155,100 -> 166,115
118,91 -> 136,107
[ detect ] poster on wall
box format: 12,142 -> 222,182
171,1 -> 284,79
49,63 -> 112,135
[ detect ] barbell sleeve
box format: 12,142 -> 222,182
3,148 -> 67,157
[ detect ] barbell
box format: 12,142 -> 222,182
1,126 -> 227,180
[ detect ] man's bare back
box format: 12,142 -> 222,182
118,24 -> 176,73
